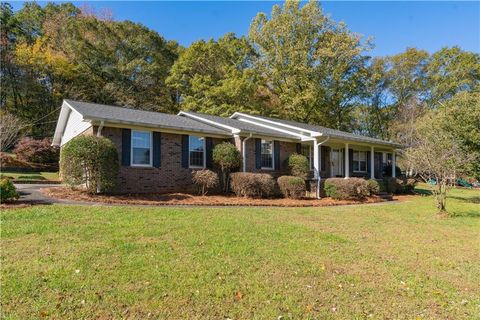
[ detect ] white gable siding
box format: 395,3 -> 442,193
60,109 -> 92,146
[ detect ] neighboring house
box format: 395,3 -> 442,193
53,100 -> 401,195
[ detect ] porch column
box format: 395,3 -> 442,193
344,143 -> 349,178
313,140 -> 319,179
370,146 -> 375,179
392,151 -> 396,178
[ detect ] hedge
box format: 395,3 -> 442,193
192,169 -> 219,195
366,179 -> 380,195
60,136 -> 119,194
0,178 -> 19,202
277,175 -> 306,199
287,153 -> 310,179
230,172 -> 275,198
324,178 -> 369,200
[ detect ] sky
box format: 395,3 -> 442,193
10,1 -> 480,57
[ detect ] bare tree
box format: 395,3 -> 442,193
405,111 -> 473,215
0,112 -> 23,151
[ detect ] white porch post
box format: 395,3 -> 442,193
344,143 -> 349,178
392,151 -> 396,178
370,146 -> 375,179
313,140 -> 320,179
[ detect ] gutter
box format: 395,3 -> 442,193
242,133 -> 253,172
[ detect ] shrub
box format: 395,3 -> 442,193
383,165 -> 402,178
14,138 -> 59,164
366,179 -> 380,195
213,142 -> 241,193
324,178 -> 369,200
230,172 -> 275,198
384,177 -> 417,194
60,135 -> 119,194
288,153 -> 310,179
277,175 -> 306,199
0,178 -> 19,202
192,169 -> 219,195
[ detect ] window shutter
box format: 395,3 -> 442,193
274,140 -> 280,170
206,137 -> 213,169
296,143 -> 301,154
181,135 -> 189,168
153,132 -> 161,168
366,151 -> 371,176
349,148 -> 354,176
321,146 -> 327,171
121,128 -> 131,166
255,138 -> 261,169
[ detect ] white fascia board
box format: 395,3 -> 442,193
64,100 -> 86,119
52,103 -> 71,146
178,111 -> 241,134
230,112 -> 323,137
237,117 -> 310,140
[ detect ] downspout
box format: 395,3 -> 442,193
242,133 -> 253,172
315,136 -> 330,199
97,120 -> 105,137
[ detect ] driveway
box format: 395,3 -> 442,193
14,184 -> 90,205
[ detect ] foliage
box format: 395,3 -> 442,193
191,169 -> 219,195
0,112 -> 23,152
405,109 -> 474,214
382,165 -> 402,178
287,153 -> 310,180
277,175 -> 306,199
324,178 -> 369,200
366,179 -> 380,195
249,0 -> 371,130
230,172 -> 275,198
0,178 -> 19,202
13,137 -> 59,164
212,142 -> 241,193
384,177 -> 416,195
60,135 -> 118,194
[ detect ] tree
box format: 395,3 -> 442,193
249,0 -> 371,130
0,111 -> 23,151
212,142 -> 241,193
405,110 -> 474,215
167,33 -> 270,116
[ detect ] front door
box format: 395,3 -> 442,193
331,149 -> 344,177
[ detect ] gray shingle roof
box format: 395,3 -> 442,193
181,111 -> 300,139
65,100 -> 230,135
245,114 -> 402,147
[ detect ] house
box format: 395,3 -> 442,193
53,99 -> 402,196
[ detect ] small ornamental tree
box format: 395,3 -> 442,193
288,153 -> 310,180
14,138 -> 59,164
212,142 -> 241,193
60,135 -> 119,194
405,110 -> 474,215
192,169 -> 219,195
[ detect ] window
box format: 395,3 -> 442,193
261,139 -> 274,169
131,130 -> 152,166
189,135 -> 205,168
353,151 -> 367,172
300,144 -> 313,170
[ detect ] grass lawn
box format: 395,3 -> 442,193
1,171 -> 59,181
1,187 -> 479,319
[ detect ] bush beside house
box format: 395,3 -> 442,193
277,176 -> 306,199
212,142 -> 241,193
324,178 -> 369,200
366,179 -> 380,195
0,178 -> 19,202
230,172 -> 275,198
288,153 -> 310,180
192,169 -> 219,195
385,177 -> 416,194
60,136 -> 119,194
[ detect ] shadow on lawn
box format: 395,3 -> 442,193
415,188 -> 433,196
449,195 -> 480,204
450,210 -> 480,218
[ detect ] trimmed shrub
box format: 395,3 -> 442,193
60,136 -> 119,194
324,178 -> 369,200
213,142 -> 241,193
288,153 -> 310,179
0,178 -> 19,202
230,172 -> 275,198
366,179 -> 380,195
14,138 -> 59,164
192,169 -> 219,195
384,177 -> 416,194
277,175 -> 306,199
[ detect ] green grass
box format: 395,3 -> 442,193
1,187 -> 479,319
0,171 -> 59,181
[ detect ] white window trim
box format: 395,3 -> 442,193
261,139 -> 274,170
352,150 -> 367,173
131,130 -> 153,167
188,135 -> 206,169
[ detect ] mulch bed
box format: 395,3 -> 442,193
42,187 -> 393,207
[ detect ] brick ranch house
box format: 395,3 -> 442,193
53,100 -> 402,197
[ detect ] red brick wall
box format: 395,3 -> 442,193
100,127 -> 225,194
243,138 -> 296,177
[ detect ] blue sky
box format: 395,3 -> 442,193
11,1 -> 480,56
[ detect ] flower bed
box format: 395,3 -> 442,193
42,187 -> 392,207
